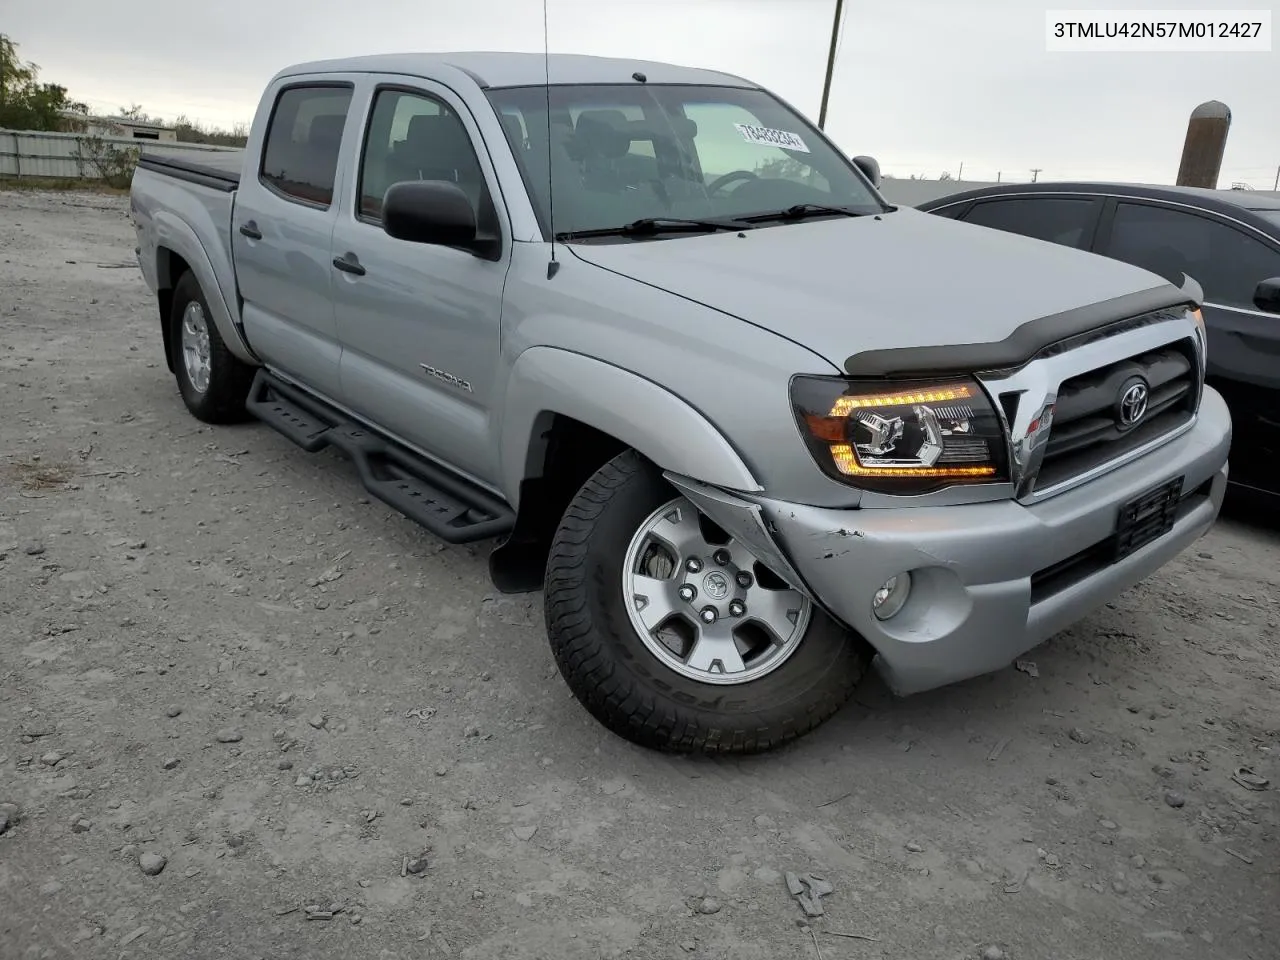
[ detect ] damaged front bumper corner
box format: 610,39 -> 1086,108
666,385 -> 1231,696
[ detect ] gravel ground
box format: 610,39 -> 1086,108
1,187 -> 1278,960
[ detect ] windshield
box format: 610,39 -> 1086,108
485,83 -> 886,238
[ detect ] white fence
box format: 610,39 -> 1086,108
0,129 -> 240,181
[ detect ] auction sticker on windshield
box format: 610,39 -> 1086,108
734,123 -> 810,153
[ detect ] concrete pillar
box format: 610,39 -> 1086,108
1176,101 -> 1230,189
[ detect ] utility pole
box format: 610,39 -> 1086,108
997,171 -> 1002,182
1273,164 -> 1279,191
1030,168 -> 1042,183
958,161 -> 964,180
817,0 -> 845,130
1177,101 -> 1230,188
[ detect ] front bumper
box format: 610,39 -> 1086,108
745,385 -> 1230,695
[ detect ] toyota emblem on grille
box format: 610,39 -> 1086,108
1117,378 -> 1149,428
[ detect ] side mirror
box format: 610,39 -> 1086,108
382,180 -> 478,248
852,155 -> 881,187
1254,277 -> 1280,314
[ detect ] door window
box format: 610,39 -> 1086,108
259,85 -> 353,207
1105,201 -> 1280,310
358,89 -> 487,220
961,197 -> 1098,249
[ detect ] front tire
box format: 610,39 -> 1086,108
545,450 -> 871,754
170,270 -> 255,424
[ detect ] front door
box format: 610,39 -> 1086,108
329,80 -> 511,487
232,80 -> 359,400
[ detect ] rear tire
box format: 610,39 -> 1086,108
545,450 -> 871,754
170,270 -> 255,424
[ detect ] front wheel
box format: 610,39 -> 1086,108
545,450 -> 871,754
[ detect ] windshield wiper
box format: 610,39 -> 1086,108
739,203 -> 869,224
556,216 -> 753,240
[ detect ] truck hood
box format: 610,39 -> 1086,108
566,208 -> 1184,375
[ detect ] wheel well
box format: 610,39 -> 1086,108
156,248 -> 191,373
488,414 -> 630,593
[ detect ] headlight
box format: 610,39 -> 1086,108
791,376 -> 1009,494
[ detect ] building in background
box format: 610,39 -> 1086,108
57,111 -> 178,142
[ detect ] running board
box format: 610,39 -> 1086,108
245,370 -> 514,544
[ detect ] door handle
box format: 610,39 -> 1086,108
332,253 -> 366,277
238,221 -> 262,240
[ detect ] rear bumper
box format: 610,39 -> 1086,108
755,385 -> 1232,695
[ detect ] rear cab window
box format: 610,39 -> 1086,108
260,84 -> 355,207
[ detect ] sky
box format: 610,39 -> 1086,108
5,0 -> 1277,187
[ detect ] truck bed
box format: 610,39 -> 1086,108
137,148 -> 244,192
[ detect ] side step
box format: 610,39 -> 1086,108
245,369 -> 514,544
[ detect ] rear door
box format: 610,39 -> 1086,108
954,194 -> 1105,250
232,77 -> 361,400
1094,198 -> 1280,494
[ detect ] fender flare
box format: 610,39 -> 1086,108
499,347 -> 762,503
153,210 -> 259,366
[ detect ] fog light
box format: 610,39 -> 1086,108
872,573 -> 911,620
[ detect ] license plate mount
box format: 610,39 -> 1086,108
1113,475 -> 1183,562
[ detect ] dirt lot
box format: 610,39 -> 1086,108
1,187 -> 1278,960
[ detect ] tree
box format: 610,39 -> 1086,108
0,35 -> 87,131
119,103 -> 162,124
75,134 -> 139,188
754,155 -> 812,182
173,113 -> 249,148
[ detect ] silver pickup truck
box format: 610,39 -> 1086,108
130,52 -> 1231,754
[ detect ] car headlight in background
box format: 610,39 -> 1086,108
791,376 -> 1009,494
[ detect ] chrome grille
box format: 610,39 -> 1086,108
977,307 -> 1205,504
1033,337 -> 1199,492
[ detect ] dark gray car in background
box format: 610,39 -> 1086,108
918,182 -> 1280,507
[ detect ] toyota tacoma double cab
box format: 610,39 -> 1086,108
130,52 -> 1231,754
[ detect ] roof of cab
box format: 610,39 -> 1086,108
276,52 -> 755,90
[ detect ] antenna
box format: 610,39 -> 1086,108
543,0 -> 559,279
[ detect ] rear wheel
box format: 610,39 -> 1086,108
170,270 -> 255,424
545,450 -> 871,754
